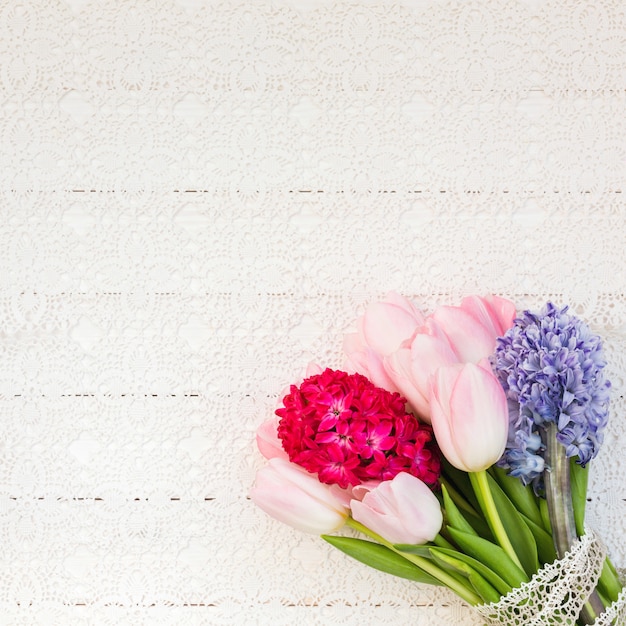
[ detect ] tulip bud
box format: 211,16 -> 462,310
359,292 -> 425,356
350,472 -> 443,545
250,458 -> 349,534
343,292 -> 425,392
430,296 -> 516,363
429,361 -> 508,472
460,295 -> 516,338
384,320 -> 458,422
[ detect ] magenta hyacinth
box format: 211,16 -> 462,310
276,368 -> 440,489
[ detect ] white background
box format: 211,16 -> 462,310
1,1 -> 625,624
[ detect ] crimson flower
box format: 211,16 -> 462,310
276,368 -> 440,489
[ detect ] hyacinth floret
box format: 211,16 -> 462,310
276,368 -> 441,489
493,302 -> 611,488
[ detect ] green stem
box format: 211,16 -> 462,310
346,517 -> 482,606
434,533 -> 455,550
542,423 -> 605,624
543,425 -> 577,556
470,470 -> 524,571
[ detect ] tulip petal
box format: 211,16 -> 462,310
429,367 -> 467,470
482,295 -> 517,336
360,348 -> 400,392
343,329 -> 400,392
251,459 -> 348,534
269,459 -> 348,511
384,349 -> 429,419
431,306 -> 498,363
350,473 -> 442,544
429,363 -> 508,472
349,479 -> 382,502
459,296 -> 501,340
256,418 -> 288,460
343,332 -> 363,356
447,364 -> 508,471
460,295 -> 516,339
351,499 -> 407,544
384,291 -> 426,324
362,302 -> 422,356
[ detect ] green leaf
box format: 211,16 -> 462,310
483,473 -> 540,578
490,466 -> 543,528
442,460 -> 481,513
464,510 -> 494,541
392,543 -> 433,558
441,484 -> 478,536
519,513 -> 557,564
569,457 -> 589,538
539,496 -> 552,534
430,547 -> 512,596
447,527 -> 528,589
597,557 -> 624,605
468,571 -> 501,605
322,535 -> 442,586
393,541 -> 473,590
440,483 -> 494,542
429,549 -> 501,605
433,533 -> 456,550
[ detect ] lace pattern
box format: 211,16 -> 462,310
1,1 -> 625,624
475,530 -> 625,626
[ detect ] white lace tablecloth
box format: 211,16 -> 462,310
1,1 -> 625,624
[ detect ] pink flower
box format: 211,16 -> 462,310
343,292 -> 425,392
382,295 -> 516,422
430,295 -> 516,363
429,361 -> 509,472
256,417 -> 288,460
350,472 -> 443,545
384,319 -> 458,422
250,458 -> 349,534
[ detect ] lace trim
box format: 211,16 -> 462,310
475,530 -> 624,625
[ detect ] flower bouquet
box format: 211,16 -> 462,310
251,294 -> 625,625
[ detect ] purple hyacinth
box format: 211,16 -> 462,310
492,302 -> 611,489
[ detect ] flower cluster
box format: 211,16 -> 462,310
251,294 -> 623,620
493,302 -> 611,486
276,368 -> 440,489
344,293 -> 516,423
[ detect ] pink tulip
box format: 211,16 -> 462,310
429,361 -> 509,472
250,458 -> 349,534
343,292 -> 425,392
383,319 -> 458,422
256,417 -> 288,460
358,292 -> 426,356
381,295 -> 516,421
343,332 -> 399,392
350,472 -> 443,545
430,295 -> 516,363
461,295 -> 516,337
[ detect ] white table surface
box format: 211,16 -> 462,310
1,1 -> 625,624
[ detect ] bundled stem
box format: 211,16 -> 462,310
543,423 -> 605,624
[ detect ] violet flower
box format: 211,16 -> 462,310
492,302 -> 611,489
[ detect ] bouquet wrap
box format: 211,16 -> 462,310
596,581 -> 626,626
475,529 -> 625,626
